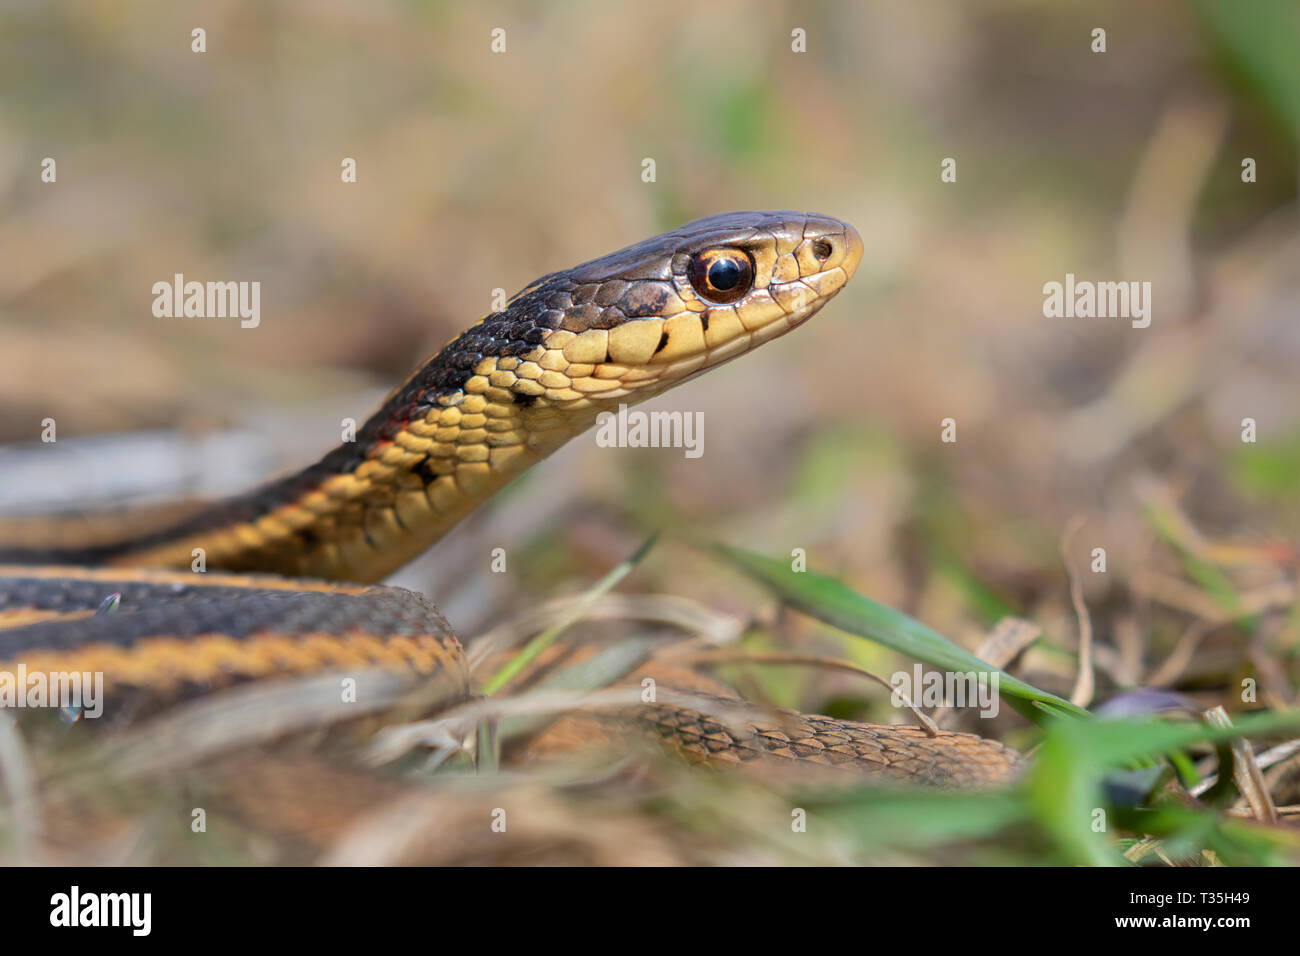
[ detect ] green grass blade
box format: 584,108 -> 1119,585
712,543 -> 1086,721
1193,0 -> 1300,145
1054,709 -> 1300,768
1028,709 -> 1300,865
482,532 -> 659,696
812,788 -> 1029,848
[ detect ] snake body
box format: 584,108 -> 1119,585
0,211 -> 1020,786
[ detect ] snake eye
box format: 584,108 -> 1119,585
687,248 -> 754,304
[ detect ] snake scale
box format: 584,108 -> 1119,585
0,211 -> 1020,794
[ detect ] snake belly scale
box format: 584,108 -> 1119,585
0,211 -> 1021,786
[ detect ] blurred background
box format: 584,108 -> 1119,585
1,0 -> 1297,728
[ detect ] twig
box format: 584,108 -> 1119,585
1201,707 -> 1278,822
1062,517 -> 1095,708
1189,738 -> 1300,798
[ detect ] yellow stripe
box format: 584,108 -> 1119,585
0,564 -> 371,594
3,629 -> 465,692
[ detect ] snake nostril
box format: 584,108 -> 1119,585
812,238 -> 833,261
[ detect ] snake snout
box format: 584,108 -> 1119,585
796,214 -> 863,294
822,219 -> 863,281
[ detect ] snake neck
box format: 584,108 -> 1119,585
0,307 -> 659,583
1,300 -> 681,582
18,339 -> 623,582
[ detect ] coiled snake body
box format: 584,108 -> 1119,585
0,212 -> 1019,788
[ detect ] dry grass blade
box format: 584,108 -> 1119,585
1203,706 -> 1278,823
0,711 -> 42,864
1062,517 -> 1095,708
319,782 -> 686,867
93,669 -> 453,777
496,637 -> 659,745
480,533 -> 658,695
466,592 -> 745,671
1124,837 -> 1176,865
1189,737 -> 1300,798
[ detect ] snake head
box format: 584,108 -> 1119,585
483,210 -> 862,410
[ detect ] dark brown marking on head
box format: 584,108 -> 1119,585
653,331 -> 669,355
558,303 -> 604,333
620,282 -> 673,318
700,311 -> 711,332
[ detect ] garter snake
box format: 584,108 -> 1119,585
0,211 -> 1020,789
